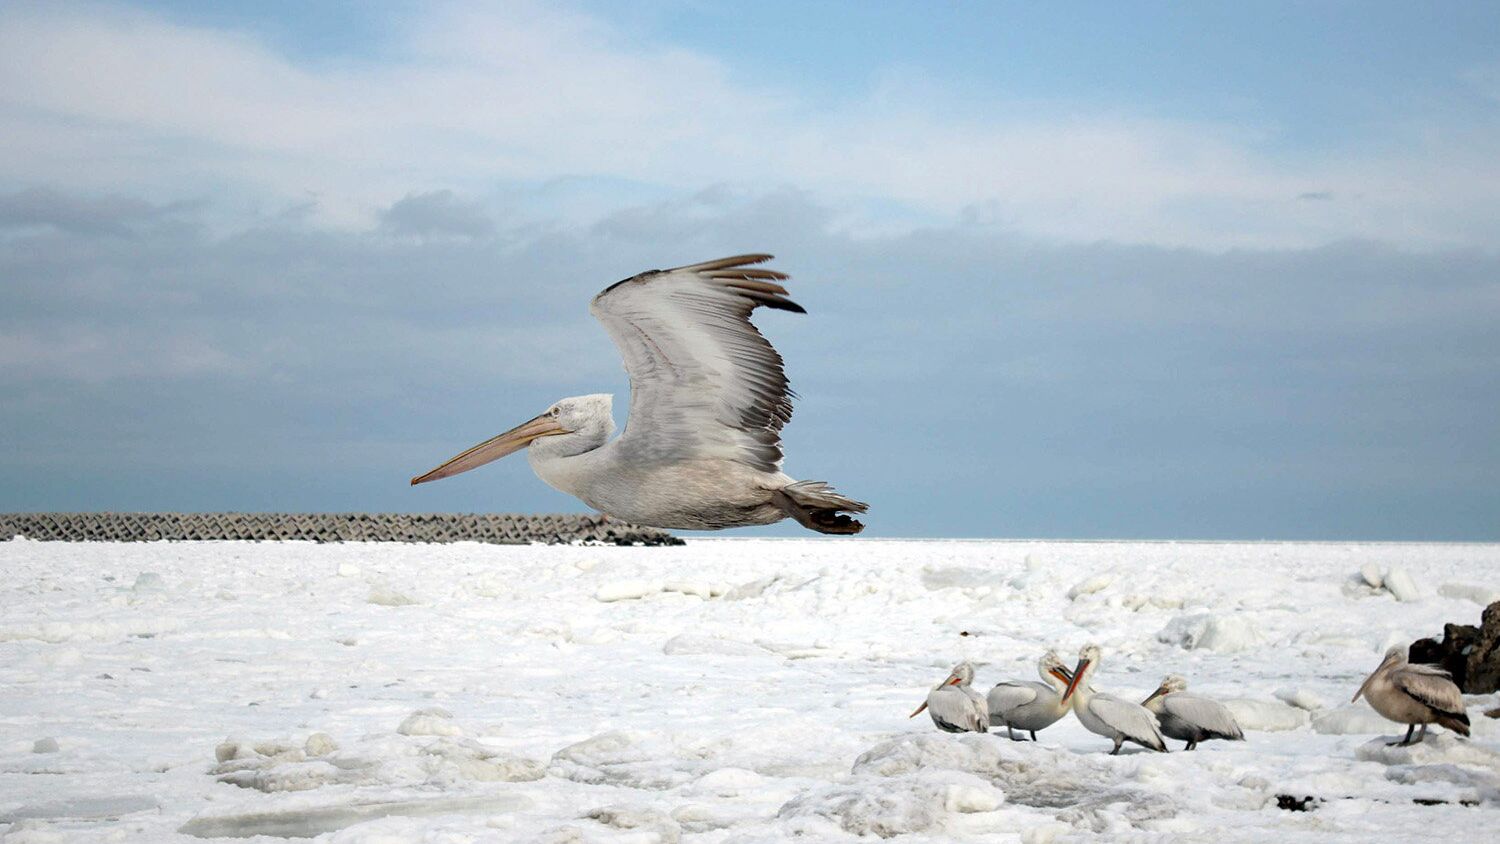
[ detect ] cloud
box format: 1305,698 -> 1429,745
379,190 -> 494,239
0,186 -> 186,235
1,3 -> 1497,248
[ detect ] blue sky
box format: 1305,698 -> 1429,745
1,2 -> 1497,538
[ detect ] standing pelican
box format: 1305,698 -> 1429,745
1353,645 -> 1471,746
1141,675 -> 1245,750
1062,645 -> 1167,754
987,651 -> 1074,741
910,663 -> 988,733
410,255 -> 866,534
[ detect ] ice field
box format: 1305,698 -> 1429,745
1,538 -> 1497,842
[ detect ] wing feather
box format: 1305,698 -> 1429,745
1091,694 -> 1167,748
591,255 -> 803,471
1162,694 -> 1244,740
1393,666 -> 1467,717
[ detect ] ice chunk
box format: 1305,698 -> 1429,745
1067,574 -> 1112,600
0,796 -> 160,823
132,572 -> 166,592
1221,699 -> 1310,731
367,584 -> 419,606
690,767 -> 765,797
663,580 -> 713,599
594,579 -> 661,602
1359,564 -> 1384,589
852,734 -> 1116,809
586,806 -> 682,842
336,562 -> 360,577
1273,687 -> 1326,711
304,732 -> 338,756
1438,582 -> 1500,606
1311,704 -> 1394,735
1156,613 -> 1261,653
1383,566 -> 1423,602
31,737 -> 59,754
398,709 -> 463,737
723,576 -> 778,600
778,769 -> 1003,837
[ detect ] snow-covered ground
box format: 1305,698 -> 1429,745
2,538 -> 1497,842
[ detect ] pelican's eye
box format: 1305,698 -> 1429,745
548,407 -> 560,417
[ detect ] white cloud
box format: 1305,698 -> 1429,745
0,2 -> 1497,248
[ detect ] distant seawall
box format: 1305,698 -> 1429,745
0,512 -> 682,546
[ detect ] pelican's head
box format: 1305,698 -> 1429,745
1144,673 -> 1188,704
411,394 -> 614,485
1039,650 -> 1072,687
909,661 -> 976,718
1062,644 -> 1101,703
944,661 -> 976,689
1353,644 -> 1409,702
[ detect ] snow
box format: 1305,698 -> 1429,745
1,537 -> 1497,841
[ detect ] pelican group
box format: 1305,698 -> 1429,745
1141,674 -> 1245,750
411,255 -> 867,534
1353,645 -> 1471,746
910,663 -> 988,733
987,650 -> 1074,741
1063,644 -> 1168,754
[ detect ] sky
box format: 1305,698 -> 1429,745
1,1 -> 1497,540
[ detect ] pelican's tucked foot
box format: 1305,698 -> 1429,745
772,481 -> 868,535
1389,724 -> 1418,746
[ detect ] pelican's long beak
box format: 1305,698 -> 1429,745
909,701 -> 929,718
410,413 -> 566,485
1352,672 -> 1375,703
1062,659 -> 1089,703
1143,685 -> 1168,705
1048,667 -> 1073,686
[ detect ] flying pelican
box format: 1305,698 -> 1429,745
410,255 -> 867,534
910,663 -> 988,733
1062,644 -> 1167,754
1353,645 -> 1471,746
987,650 -> 1074,741
1141,675 -> 1245,750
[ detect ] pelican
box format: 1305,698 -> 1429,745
1062,644 -> 1167,754
1141,675 -> 1245,750
987,650 -> 1074,741
1353,645 -> 1471,746
909,663 -> 988,733
410,255 -> 867,534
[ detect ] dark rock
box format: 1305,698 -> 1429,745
1410,601 -> 1500,694
1276,794 -> 1321,812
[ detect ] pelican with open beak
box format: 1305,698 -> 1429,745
910,662 -> 988,733
1062,644 -> 1167,754
987,650 -> 1075,741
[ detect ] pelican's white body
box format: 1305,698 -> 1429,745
919,663 -> 989,734
1142,676 -> 1244,750
988,652 -> 1072,740
1068,646 -> 1167,754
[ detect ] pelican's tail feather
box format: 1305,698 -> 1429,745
773,481 -> 868,535
1437,710 -> 1472,737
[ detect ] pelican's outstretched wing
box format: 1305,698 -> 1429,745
590,254 -> 803,472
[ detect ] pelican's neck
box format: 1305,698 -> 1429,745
1070,666 -> 1096,709
526,420 -> 614,499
